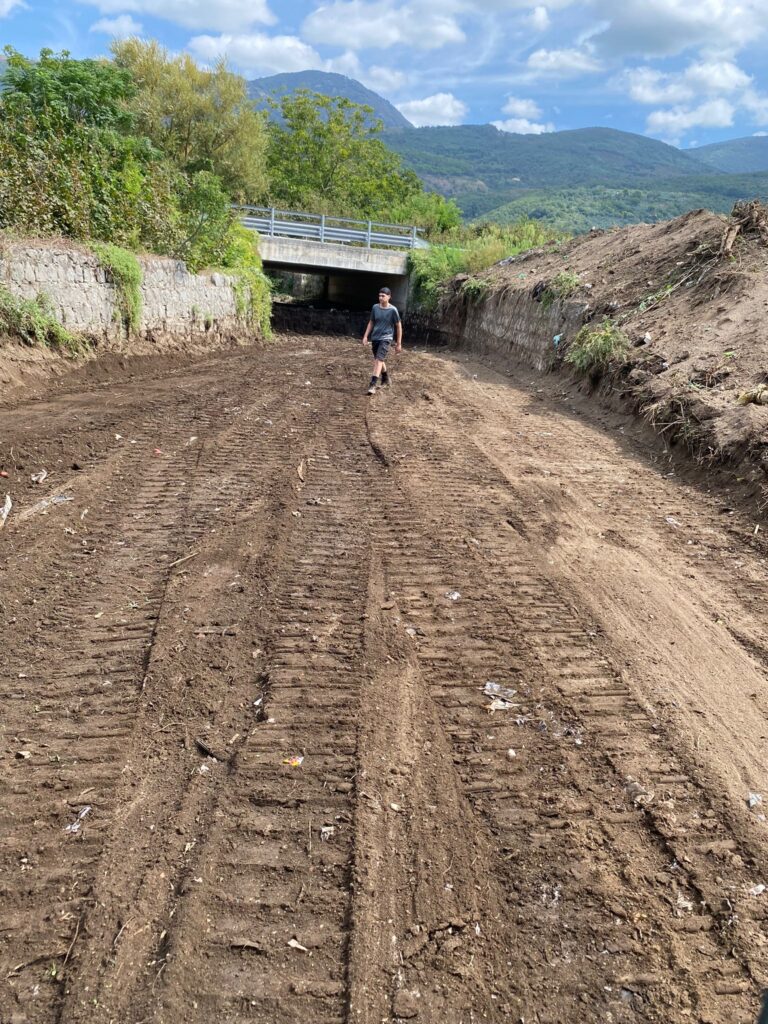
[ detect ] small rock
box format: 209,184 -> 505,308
393,989 -> 420,1019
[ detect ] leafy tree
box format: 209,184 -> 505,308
266,90 -> 422,218
1,45 -> 136,132
111,39 -> 268,202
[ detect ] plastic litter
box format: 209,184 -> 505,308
553,334 -> 562,348
665,516 -> 681,527
483,681 -> 517,702
0,493 -> 11,529
64,806 -> 92,835
0,470 -> 8,477
288,938 -> 308,952
283,755 -> 304,767
445,591 -> 461,601
18,494 -> 73,520
748,792 -> 763,809
31,470 -> 48,484
506,749 -> 517,760
488,698 -> 517,712
625,779 -> 653,805
749,884 -> 766,897
320,826 -> 335,841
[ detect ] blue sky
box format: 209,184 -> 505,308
2,0 -> 768,147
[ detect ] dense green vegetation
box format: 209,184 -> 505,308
408,221 -> 560,311
249,70 -> 412,130
691,136 -> 768,174
0,285 -> 83,353
91,243 -> 143,333
477,176 -> 768,232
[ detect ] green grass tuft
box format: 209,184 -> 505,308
0,286 -> 85,353
565,320 -> 629,375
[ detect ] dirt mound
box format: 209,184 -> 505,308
482,204 -> 768,505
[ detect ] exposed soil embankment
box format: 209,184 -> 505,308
437,206 -> 768,507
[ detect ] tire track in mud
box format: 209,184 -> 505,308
0,357 -> 315,1023
366,400 -> 762,1023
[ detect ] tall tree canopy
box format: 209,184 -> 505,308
111,39 -> 268,203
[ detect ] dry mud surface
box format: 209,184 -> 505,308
2,333 -> 768,1024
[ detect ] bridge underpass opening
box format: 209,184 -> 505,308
264,262 -> 409,316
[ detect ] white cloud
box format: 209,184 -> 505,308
492,117 -> 553,134
742,89 -> 768,125
622,59 -> 751,105
501,95 -> 543,118
526,48 -> 603,77
189,33 -> 322,75
89,14 -> 143,36
646,97 -> 734,139
754,131 -> 768,137
528,5 -> 550,31
397,92 -> 467,126
83,0 -> 274,32
0,0 -> 23,15
302,1 -> 465,51
588,0 -> 768,59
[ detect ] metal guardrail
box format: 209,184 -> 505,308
236,205 -> 428,250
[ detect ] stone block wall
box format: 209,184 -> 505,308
0,240 -> 245,342
439,281 -> 589,372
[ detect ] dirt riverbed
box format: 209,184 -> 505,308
2,331 -> 768,1024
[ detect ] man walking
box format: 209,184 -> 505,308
362,286 -> 402,395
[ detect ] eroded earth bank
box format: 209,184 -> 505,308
2,331 -> 768,1024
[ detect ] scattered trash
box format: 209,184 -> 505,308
749,884 -> 766,897
506,749 -> 517,760
553,334 -> 562,348
748,792 -> 763,809
153,448 -> 164,457
94,611 -> 104,619
405,626 -> 425,638
0,493 -> 11,529
288,938 -> 309,952
0,470 -> 8,478
16,750 -> 31,760
283,755 -> 304,767
253,696 -> 263,708
230,940 -> 265,953
196,763 -> 211,775
297,460 -> 305,482
30,470 -> 48,485
64,806 -> 92,834
18,493 -> 73,520
483,681 -> 517,702
665,516 -> 681,527
389,803 -> 402,812
320,826 -> 336,841
115,434 -> 123,440
676,893 -> 694,912
292,511 -> 301,517
445,591 -> 461,602
488,698 -> 517,712
625,778 -> 653,805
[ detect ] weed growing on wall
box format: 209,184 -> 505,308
231,268 -> 273,339
565,320 -> 629,375
91,243 -> 143,333
541,270 -> 582,309
0,286 -> 85,353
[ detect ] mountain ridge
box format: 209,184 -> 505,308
247,70 -> 413,129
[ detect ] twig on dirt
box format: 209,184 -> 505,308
7,952 -> 67,977
168,550 -> 198,569
63,915 -> 83,967
720,199 -> 768,256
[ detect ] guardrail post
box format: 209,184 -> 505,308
366,221 -> 372,247
410,225 -> 418,248
320,214 -> 326,243
269,207 -> 276,236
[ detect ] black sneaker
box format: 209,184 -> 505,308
366,383 -> 377,395
380,370 -> 390,387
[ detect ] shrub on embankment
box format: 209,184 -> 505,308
0,285 -> 84,354
0,45 -> 273,346
408,220 -> 563,312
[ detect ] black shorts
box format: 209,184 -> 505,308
371,338 -> 391,361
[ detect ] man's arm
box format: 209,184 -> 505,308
362,318 -> 374,344
395,320 -> 403,351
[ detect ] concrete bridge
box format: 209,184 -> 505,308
237,206 -> 425,311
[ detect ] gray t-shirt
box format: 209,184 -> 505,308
370,303 -> 401,342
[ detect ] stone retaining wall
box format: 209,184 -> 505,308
0,240 -> 245,342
